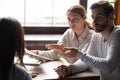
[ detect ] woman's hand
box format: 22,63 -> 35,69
46,44 -> 65,53
46,44 -> 67,58
29,50 -> 39,58
46,44 -> 78,59
29,71 -> 39,78
25,48 -> 39,59
54,65 -> 72,78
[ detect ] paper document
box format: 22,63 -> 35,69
25,48 -> 54,60
14,55 -> 41,66
23,55 -> 41,66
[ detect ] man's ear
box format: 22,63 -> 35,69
108,13 -> 114,20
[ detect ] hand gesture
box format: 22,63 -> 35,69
64,47 -> 78,58
54,65 -> 72,78
25,48 -> 39,59
46,44 -> 78,59
46,44 -> 65,53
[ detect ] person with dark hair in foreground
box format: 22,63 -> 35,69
0,17 -> 32,80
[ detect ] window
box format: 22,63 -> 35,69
87,0 -> 116,22
0,0 -> 79,27
87,0 -> 101,22
0,0 -> 24,25
2,0 -> 116,34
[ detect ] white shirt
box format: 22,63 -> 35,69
38,25 -> 95,63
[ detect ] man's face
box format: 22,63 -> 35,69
91,7 -> 109,32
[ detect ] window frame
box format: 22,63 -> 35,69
24,26 -> 69,34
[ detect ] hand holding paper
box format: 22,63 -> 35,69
25,48 -> 53,61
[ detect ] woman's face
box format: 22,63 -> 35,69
67,12 -> 85,32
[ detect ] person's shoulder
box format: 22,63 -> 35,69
14,65 -> 27,74
89,29 -> 95,35
93,32 -> 102,40
109,26 -> 120,42
9,65 -> 32,80
65,28 -> 72,32
112,26 -> 120,36
94,32 -> 101,35
114,26 -> 120,32
86,25 -> 95,34
63,28 -> 73,35
109,26 -> 120,44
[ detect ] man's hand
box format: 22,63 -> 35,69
54,65 -> 72,78
46,44 -> 78,59
64,47 -> 78,58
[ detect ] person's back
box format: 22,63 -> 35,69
0,17 -> 32,80
9,65 -> 32,80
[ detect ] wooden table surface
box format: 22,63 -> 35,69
25,60 -> 99,80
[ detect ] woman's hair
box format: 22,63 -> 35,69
67,5 -> 93,29
0,17 -> 25,80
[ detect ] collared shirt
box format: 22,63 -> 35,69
58,25 -> 94,52
38,25 -> 95,63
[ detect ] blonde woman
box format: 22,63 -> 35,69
27,4 -> 95,64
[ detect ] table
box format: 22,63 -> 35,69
26,60 -> 99,80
